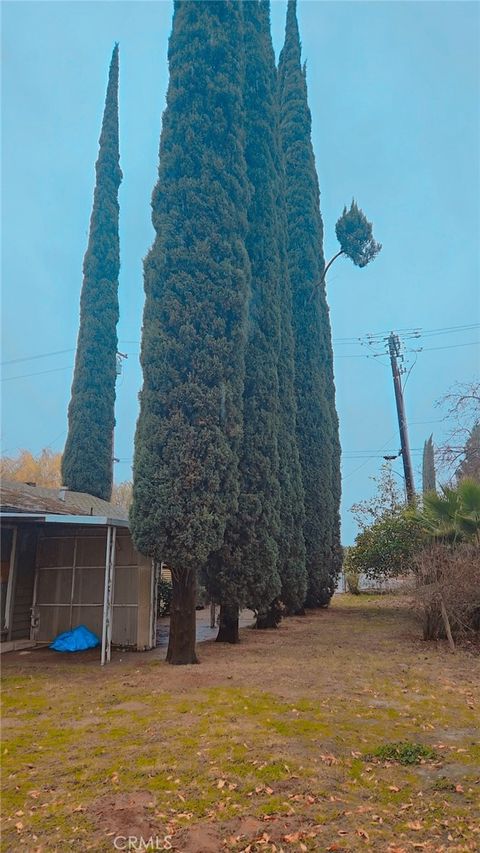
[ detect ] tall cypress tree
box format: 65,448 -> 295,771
130,1 -> 250,664
278,1 -> 341,606
422,435 -> 436,493
268,2 -> 307,616
62,45 -> 122,501
206,0 -> 282,640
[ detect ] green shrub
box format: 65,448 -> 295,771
366,741 -> 436,765
346,511 -> 423,581
345,572 -> 361,595
157,577 -> 173,617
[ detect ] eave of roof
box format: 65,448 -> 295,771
0,512 -> 129,528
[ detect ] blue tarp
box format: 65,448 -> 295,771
50,624 -> 100,653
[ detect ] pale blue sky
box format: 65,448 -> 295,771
2,1 -> 479,544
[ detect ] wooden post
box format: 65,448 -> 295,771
440,597 -> 455,653
101,526 -> 116,666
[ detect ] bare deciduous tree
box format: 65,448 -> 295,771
435,380 -> 480,481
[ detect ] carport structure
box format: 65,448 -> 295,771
1,482 -> 157,665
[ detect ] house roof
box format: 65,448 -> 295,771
0,480 -> 129,521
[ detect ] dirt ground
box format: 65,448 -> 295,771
1,595 -> 479,852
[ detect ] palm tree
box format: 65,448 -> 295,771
418,479 -> 480,545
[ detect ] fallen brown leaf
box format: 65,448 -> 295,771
320,753 -> 338,765
356,828 -> 369,840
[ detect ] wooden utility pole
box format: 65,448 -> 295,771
387,332 -> 416,504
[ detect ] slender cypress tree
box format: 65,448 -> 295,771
207,0 -> 282,640
130,1 -> 251,664
278,1 -> 341,606
267,3 -> 307,616
62,45 -> 122,501
422,435 -> 436,494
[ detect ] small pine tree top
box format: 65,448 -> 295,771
335,200 -> 382,268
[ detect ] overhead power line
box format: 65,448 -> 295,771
2,338 -> 477,378
0,365 -> 73,382
416,340 -> 479,353
335,339 -> 479,359
2,322 -> 477,367
0,348 -> 74,366
333,322 -> 479,344
341,434 -> 399,480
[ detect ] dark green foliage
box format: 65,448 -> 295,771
269,25 -> 307,614
255,597 -> 284,629
422,434 -> 436,494
236,0 -> 285,617
335,200 -> 382,268
278,0 -> 341,607
366,742 -> 436,765
206,0 -> 283,628
130,1 -> 250,661
62,45 -> 122,501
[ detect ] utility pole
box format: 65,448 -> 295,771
387,332 -> 415,504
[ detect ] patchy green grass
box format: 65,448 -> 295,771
2,594 -> 479,851
366,741 -> 437,765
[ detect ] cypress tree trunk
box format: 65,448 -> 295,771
216,602 -> 240,644
279,1 -> 341,607
130,1 -> 250,665
166,568 -> 198,665
62,45 -> 122,501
